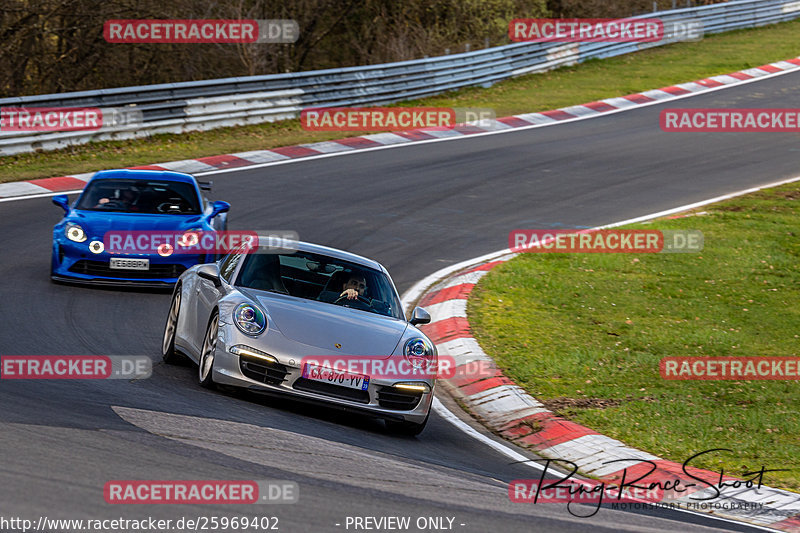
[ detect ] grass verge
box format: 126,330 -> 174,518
467,182 -> 800,491
3,19 -> 800,183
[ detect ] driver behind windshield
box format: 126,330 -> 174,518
96,187 -> 139,210
318,272 -> 369,304
340,274 -> 367,301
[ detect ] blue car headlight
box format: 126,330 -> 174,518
233,303 -> 267,336
178,229 -> 202,248
404,338 -> 434,368
65,223 -> 87,243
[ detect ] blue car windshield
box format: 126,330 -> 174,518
76,179 -> 202,214
235,250 -> 405,320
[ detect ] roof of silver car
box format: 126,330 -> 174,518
256,238 -> 387,273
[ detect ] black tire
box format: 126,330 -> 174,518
162,287 -> 183,364
386,412 -> 429,436
198,311 -> 219,389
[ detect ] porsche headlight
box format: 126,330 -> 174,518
404,338 -> 434,368
233,303 -> 267,336
65,223 -> 87,242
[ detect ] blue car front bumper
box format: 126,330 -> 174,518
51,238 -> 211,287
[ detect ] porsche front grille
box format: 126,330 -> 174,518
377,386 -> 423,410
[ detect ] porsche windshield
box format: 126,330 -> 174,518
235,250 -> 404,320
76,178 -> 202,214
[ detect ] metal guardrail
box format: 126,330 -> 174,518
1,0 -> 798,155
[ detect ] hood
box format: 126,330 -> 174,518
69,211 -> 204,237
249,291 -> 409,357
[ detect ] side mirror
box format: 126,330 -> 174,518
52,195 -> 70,214
409,306 -> 431,326
197,264 -> 222,288
208,200 -> 230,220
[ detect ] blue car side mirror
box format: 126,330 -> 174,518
52,195 -> 70,214
209,200 -> 230,219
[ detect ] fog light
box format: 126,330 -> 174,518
158,243 -> 174,257
89,240 -> 104,254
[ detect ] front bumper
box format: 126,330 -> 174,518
52,238 -> 210,286
209,336 -> 434,424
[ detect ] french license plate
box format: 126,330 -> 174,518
109,258 -> 150,270
302,363 -> 369,391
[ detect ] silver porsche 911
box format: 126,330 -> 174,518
161,240 -> 436,435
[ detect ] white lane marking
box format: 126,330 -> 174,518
362,133 -> 412,145
231,149 -> 290,163
158,159 -> 218,173
425,299 -> 467,321
601,97 -> 642,109
301,141 -> 354,153
639,89 -> 681,101
513,112 -> 559,124
559,105 -> 601,118
0,181 -> 51,196
439,270 -> 490,290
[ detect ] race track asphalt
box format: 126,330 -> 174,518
1,69 -> 798,533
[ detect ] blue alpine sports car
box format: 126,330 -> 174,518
51,169 -> 230,287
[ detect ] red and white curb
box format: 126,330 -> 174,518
417,260 -> 800,530
2,56 -> 800,200
403,179 -> 800,531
